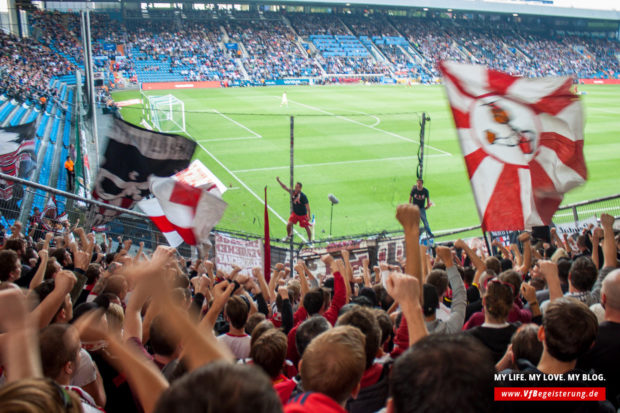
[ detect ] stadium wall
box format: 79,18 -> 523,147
141,81 -> 222,90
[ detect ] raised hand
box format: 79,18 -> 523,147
520,282 -> 537,304
601,213 -> 614,228
435,246 -> 453,268
518,232 -> 531,243
385,271 -> 421,307
278,286 -> 289,300
454,239 -> 467,250
55,270 -> 77,294
396,204 -> 420,234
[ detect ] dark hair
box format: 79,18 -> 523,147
569,257 -> 597,292
149,316 -> 178,357
557,258 -> 571,282
85,263 -> 102,285
295,315 -> 330,357
245,313 -> 266,336
511,324 -> 543,367
295,182 -> 302,188
500,258 -> 513,272
462,267 -> 475,285
350,295 -> 374,308
225,296 -> 250,330
154,362 -> 282,413
44,258 -> 60,280
336,306 -> 381,369
372,308 -> 393,347
250,329 -> 287,379
250,320 -> 275,348
484,280 -> 513,320
0,250 -> 19,281
39,324 -> 80,380
390,334 -> 494,413
50,248 -> 69,267
4,239 -> 25,255
426,270 -> 448,297
485,257 -> 501,275
302,288 -> 325,315
422,284 -> 439,317
372,285 -> 393,311
543,297 -> 598,362
499,270 -> 522,300
358,286 -> 378,307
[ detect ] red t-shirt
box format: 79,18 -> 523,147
285,392 -> 347,413
286,272 -> 347,365
273,374 -> 297,405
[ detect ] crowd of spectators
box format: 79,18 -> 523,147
0,31 -> 72,104
125,21 -> 242,82
390,17 -> 620,79
225,19 -> 321,80
0,11 -> 619,101
0,203 -> 618,413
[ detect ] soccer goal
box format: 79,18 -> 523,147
146,94 -> 186,134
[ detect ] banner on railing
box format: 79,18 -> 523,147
214,232 -> 263,276
554,216 -> 599,236
376,236 -> 404,264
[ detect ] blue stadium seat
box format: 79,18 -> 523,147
0,100 -> 17,123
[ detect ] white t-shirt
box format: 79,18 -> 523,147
71,348 -> 97,387
217,333 -> 251,360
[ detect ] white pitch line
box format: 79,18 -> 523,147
233,154 -> 450,173
212,109 -> 262,138
282,98 -> 452,156
197,136 -> 261,142
190,137 -> 307,242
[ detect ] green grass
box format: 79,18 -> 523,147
112,84 -> 620,241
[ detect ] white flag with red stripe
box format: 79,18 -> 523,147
439,61 -> 587,231
138,164 -> 227,247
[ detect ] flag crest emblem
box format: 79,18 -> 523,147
439,61 -> 587,231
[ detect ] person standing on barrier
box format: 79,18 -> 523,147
409,179 -> 434,238
277,177 -> 312,242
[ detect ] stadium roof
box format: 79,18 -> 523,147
241,0 -> 620,20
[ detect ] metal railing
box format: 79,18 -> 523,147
1,168 -> 616,263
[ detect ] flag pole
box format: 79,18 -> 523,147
289,116 -> 294,272
264,186 -> 271,283
483,229 -> 492,257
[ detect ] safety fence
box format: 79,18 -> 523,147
0,172 -> 616,272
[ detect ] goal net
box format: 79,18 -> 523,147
146,94 -> 186,134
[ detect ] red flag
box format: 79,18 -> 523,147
138,177 -> 227,248
264,186 -> 271,282
439,61 -> 586,231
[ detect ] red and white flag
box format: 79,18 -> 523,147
138,161 -> 227,248
439,61 -> 587,231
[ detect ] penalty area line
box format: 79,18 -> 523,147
281,97 -> 452,156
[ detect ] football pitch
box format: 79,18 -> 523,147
112,84 -> 620,241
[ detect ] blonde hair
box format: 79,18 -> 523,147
300,325 -> 366,404
0,377 -> 82,413
551,248 -> 568,263
106,303 -> 125,334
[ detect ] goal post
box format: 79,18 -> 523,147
145,94 -> 186,134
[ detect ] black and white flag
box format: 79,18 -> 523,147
90,117 -> 196,226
